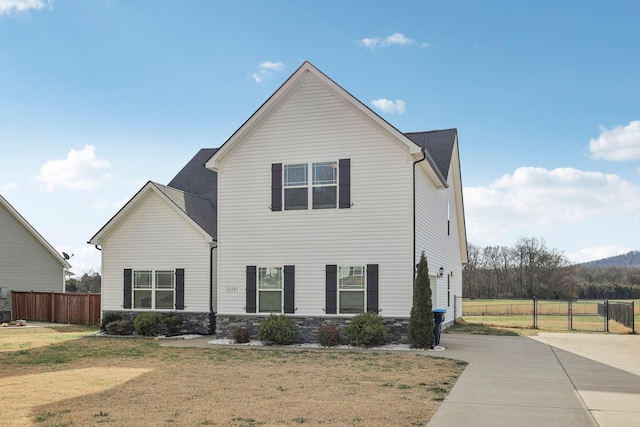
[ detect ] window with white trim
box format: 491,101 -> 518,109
339,266 -> 365,313
258,267 -> 283,313
283,161 -> 338,210
133,270 -> 175,309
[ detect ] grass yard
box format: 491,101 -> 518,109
461,298 -> 638,333
0,326 -> 466,427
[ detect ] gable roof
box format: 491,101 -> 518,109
0,193 -> 71,269
89,149 -> 219,246
405,129 -> 458,182
153,183 -> 217,239
205,61 -> 450,189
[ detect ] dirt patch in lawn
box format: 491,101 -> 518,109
0,329 -> 466,427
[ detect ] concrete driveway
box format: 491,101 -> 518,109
427,333 -> 640,427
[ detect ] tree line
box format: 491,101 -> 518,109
66,270 -> 101,293
463,237 -> 640,300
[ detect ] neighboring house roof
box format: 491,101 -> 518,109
0,193 -> 71,269
405,129 -> 457,182
205,61 -> 449,189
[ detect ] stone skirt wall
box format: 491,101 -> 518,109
102,311 -> 214,336
215,315 -> 413,344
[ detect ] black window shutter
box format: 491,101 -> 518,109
283,265 -> 295,313
175,269 -> 185,310
123,269 -> 132,309
339,159 -> 351,209
366,264 -> 379,313
325,265 -> 337,314
271,163 -> 282,211
246,266 -> 257,313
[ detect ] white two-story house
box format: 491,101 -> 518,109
90,61 -> 467,342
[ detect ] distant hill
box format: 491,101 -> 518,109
581,251 -> 640,267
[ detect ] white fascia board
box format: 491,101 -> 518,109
416,151 -> 448,189
88,182 -> 155,246
88,182 -> 214,246
206,65 -> 311,171
450,136 -> 468,264
149,183 -> 216,243
0,194 -> 71,269
206,61 -> 425,171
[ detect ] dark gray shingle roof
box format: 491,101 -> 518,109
404,129 -> 457,181
163,148 -> 218,239
168,148 -> 218,209
153,183 -> 217,239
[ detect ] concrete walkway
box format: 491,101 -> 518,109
428,333 -> 640,427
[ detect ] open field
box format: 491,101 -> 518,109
461,298 -> 638,333
0,326 -> 466,427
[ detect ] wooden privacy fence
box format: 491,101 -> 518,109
11,291 -> 101,325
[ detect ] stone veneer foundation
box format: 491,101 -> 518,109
102,311 -> 214,336
215,315 -> 421,344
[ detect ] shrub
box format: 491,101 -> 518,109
408,251 -> 435,349
257,315 -> 300,345
163,313 -> 184,334
346,312 -> 388,348
133,312 -> 163,336
100,312 -> 123,332
317,324 -> 341,347
105,319 -> 133,336
231,326 -> 250,343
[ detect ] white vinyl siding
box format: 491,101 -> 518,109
216,72 -> 414,317
100,191 -> 213,312
0,202 -> 65,314
415,157 -> 464,324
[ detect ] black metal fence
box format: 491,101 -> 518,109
457,296 -> 637,333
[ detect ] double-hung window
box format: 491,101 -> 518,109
338,266 -> 365,313
284,164 -> 308,210
132,269 -> 175,309
312,162 -> 337,209
155,270 -> 175,309
274,160 -> 349,211
258,267 -> 283,313
283,162 -> 338,210
133,270 -> 152,309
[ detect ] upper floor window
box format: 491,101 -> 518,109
272,159 -> 350,211
283,162 -> 338,210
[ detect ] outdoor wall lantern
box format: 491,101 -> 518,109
438,266 -> 444,277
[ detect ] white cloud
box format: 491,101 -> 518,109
358,32 -> 428,50
0,0 -> 51,15
57,245 -> 102,275
464,166 -> 640,243
589,120 -> 640,161
92,198 -> 110,209
371,98 -> 405,114
381,32 -> 414,47
1,182 -> 19,191
251,61 -> 285,83
35,145 -> 111,191
565,245 -> 631,264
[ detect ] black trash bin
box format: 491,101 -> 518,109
432,308 -> 447,346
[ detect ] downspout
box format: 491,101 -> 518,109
413,148 -> 427,280
209,245 -> 215,335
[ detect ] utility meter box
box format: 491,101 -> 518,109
0,287 -> 7,299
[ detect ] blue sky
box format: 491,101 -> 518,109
1,0 -> 639,275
